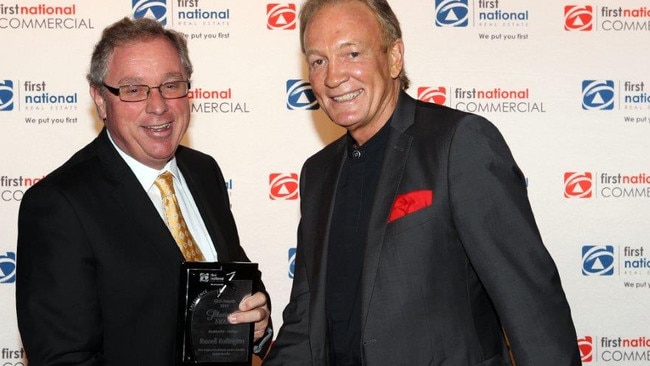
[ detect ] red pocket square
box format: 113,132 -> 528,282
388,189 -> 434,223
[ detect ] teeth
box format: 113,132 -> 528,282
334,90 -> 362,102
147,123 -> 171,132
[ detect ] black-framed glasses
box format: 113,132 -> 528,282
102,81 -> 191,102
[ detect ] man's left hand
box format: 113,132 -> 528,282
227,291 -> 270,341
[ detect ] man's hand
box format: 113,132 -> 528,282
227,291 -> 270,341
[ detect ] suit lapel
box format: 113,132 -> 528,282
303,137 -> 346,362
360,92 -> 416,331
176,154 -> 231,261
95,129 -> 184,264
305,139 -> 347,286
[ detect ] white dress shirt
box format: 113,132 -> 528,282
107,131 -> 218,261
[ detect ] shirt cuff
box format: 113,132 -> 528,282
253,326 -> 273,354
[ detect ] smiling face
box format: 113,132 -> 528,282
90,36 -> 190,170
303,1 -> 404,145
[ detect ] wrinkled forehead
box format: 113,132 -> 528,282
303,2 -> 382,49
104,38 -> 185,83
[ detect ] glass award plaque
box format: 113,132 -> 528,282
177,262 -> 258,366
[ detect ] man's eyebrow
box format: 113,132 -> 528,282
305,41 -> 360,56
115,72 -> 186,85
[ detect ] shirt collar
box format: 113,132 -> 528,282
346,118 -> 392,158
106,130 -> 179,191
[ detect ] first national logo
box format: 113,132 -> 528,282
0,80 -> 14,111
0,252 -> 16,283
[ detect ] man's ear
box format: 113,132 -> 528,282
388,38 -> 405,79
90,85 -> 107,120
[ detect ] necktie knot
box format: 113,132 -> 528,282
154,171 -> 205,262
154,171 -> 175,198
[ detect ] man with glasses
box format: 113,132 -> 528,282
101,81 -> 191,102
16,17 -> 271,366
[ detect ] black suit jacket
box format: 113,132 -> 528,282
264,92 -> 581,365
16,128 -> 261,366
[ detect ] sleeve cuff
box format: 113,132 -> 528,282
253,326 -> 273,355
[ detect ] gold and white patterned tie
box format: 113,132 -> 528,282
154,171 -> 205,262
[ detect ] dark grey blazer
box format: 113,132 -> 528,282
16,128 -> 260,366
265,92 -> 581,366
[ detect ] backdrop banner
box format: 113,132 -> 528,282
1,1 -> 649,365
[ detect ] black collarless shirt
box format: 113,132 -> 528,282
326,121 -> 391,366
